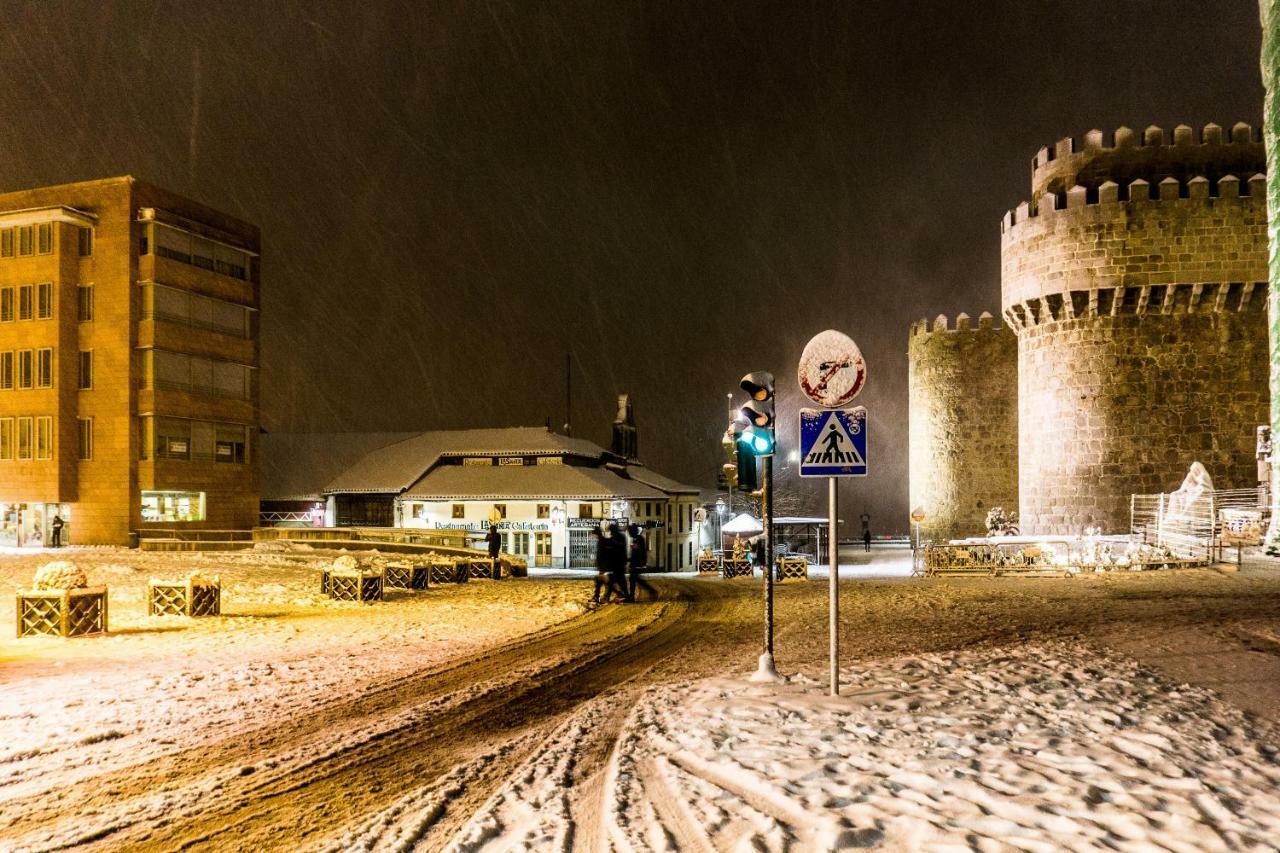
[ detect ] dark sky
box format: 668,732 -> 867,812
0,1 -> 1265,530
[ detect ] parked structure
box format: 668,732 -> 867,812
910,124 -> 1269,537
270,426 -> 703,569
0,177 -> 259,545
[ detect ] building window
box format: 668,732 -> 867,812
78,351 -> 92,389
143,282 -> 250,337
78,227 -> 93,256
493,504 -> 507,520
536,503 -> 550,519
155,417 -> 191,460
36,223 -> 52,254
0,288 -> 11,322
153,222 -> 250,281
36,282 -> 52,319
77,417 -> 92,460
0,417 -> 11,459
214,424 -> 247,463
141,490 -> 206,523
35,416 -> 51,459
0,229 -> 11,258
452,504 -> 465,519
16,416 -> 31,459
78,285 -> 93,321
35,348 -> 52,388
513,532 -> 530,555
147,350 -> 249,400
17,350 -> 32,389
18,284 -> 32,320
579,503 -> 594,519
0,352 -> 11,390
17,225 -> 32,256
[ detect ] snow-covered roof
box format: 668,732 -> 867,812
622,464 -> 702,496
260,432 -> 419,501
324,427 -> 611,495
722,513 -> 763,534
401,462 -> 668,501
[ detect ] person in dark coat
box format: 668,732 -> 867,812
51,514 -> 65,548
592,522 -> 629,604
863,528 -> 872,553
485,525 -> 502,566
626,524 -> 657,602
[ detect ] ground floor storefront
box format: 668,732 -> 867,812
0,501 -> 71,547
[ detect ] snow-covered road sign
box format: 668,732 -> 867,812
799,407 -> 867,478
797,330 -> 866,408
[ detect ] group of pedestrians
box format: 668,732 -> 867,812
592,521 -> 656,605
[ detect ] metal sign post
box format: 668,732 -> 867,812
799,329 -> 868,697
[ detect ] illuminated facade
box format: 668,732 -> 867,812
0,177 -> 259,545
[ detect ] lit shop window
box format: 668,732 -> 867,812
141,490 -> 206,523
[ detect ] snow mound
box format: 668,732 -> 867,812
32,561 -> 88,591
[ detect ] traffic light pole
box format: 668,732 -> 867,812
751,454 -> 782,682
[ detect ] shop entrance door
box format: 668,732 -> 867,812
534,532 -> 552,567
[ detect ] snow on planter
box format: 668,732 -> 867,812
18,561 -> 107,638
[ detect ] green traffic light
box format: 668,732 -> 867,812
742,425 -> 775,456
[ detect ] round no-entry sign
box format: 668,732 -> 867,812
798,329 -> 866,407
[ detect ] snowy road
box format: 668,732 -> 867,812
7,553 -> 1280,851
2,578 -> 761,852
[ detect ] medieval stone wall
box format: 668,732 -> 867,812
1001,124 -> 1270,534
908,312 -> 1019,542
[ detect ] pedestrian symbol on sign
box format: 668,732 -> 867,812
798,407 -> 867,477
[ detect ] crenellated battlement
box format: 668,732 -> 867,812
1003,281 -> 1266,333
909,311 -> 1007,339
1001,172 -> 1266,233
1027,122 -> 1265,201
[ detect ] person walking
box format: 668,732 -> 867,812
626,524 -> 657,602
592,523 -> 629,604
863,528 -> 872,553
485,524 -> 501,573
51,513 -> 64,548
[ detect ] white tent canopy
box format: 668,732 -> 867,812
722,513 -> 764,535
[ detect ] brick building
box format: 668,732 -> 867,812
0,176 -> 259,545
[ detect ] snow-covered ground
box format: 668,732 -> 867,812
0,546 -> 589,818
462,641 -> 1280,851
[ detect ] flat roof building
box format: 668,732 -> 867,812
0,177 -> 260,545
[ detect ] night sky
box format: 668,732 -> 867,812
0,1 -> 1265,530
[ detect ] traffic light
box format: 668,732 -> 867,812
739,371 -> 775,457
725,419 -> 758,491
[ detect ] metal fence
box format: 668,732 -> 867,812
1131,487 -> 1269,561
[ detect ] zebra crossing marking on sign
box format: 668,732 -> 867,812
798,407 -> 867,478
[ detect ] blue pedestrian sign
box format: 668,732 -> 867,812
799,407 -> 867,478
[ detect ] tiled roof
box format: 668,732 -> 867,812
324,427 -> 610,494
621,464 -> 703,495
401,463 -> 668,501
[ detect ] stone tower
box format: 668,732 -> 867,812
1001,124 -> 1270,534
908,312 -> 1019,542
611,394 -> 639,461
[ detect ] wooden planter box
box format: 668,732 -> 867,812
149,578 -> 221,616
428,559 -> 467,585
384,563 -> 429,589
328,571 -> 384,603
775,557 -> 808,581
696,557 -> 720,575
468,558 -> 501,580
17,587 -> 108,638
722,559 -> 753,579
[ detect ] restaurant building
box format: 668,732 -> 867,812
0,177 -> 259,545
268,426 -> 704,569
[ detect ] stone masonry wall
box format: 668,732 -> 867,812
1018,311 -> 1267,533
1002,126 -> 1270,535
908,313 -> 1018,542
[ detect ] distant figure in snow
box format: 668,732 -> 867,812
626,524 -> 656,602
51,514 -> 65,548
751,536 -> 766,569
485,525 -> 501,566
863,528 -> 872,553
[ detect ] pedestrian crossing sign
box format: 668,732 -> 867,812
798,407 -> 867,478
